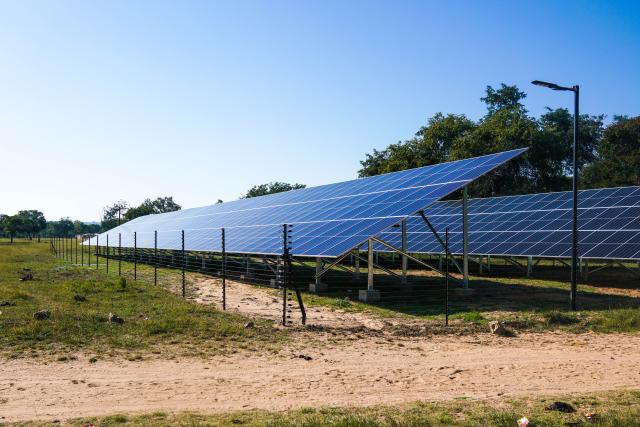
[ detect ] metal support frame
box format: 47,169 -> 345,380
96,235 -> 99,269
418,210 -> 464,275
372,237 -> 463,283
526,256 -> 533,277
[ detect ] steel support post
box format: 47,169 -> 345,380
358,239 -> 380,302
401,218 -> 407,284
462,185 -> 469,287
354,249 -> 360,279
527,256 -> 533,277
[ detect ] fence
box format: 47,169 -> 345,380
50,224 -> 306,326
49,226 -> 640,328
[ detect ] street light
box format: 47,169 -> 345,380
532,80 -> 579,310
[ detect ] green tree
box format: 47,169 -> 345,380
242,182 -> 306,198
1,215 -> 25,242
539,107 -> 604,175
16,210 -> 47,240
582,116 -> 640,188
357,83 -> 598,197
101,201 -> 128,231
124,196 -> 181,221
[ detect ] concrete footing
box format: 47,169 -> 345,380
358,289 -> 380,303
309,282 -> 328,293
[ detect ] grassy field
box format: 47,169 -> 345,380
0,241 -> 286,360
15,390 -> 640,426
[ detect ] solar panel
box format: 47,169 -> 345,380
378,186 -> 640,260
87,148 -> 526,257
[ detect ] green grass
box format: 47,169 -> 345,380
0,242 -> 286,359
18,389 -> 640,426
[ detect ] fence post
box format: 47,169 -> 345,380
96,235 -> 99,270
134,232 -> 137,281
281,226 -> 287,325
445,227 -> 449,327
181,230 -> 186,298
106,234 -> 109,273
221,228 -> 226,310
118,233 -> 122,276
285,224 -> 305,325
154,230 -> 158,286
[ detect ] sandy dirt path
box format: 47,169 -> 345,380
2,279 -> 640,423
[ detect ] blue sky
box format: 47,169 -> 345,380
1,0 -> 638,221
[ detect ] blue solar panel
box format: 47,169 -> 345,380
87,148 -> 526,257
378,186 -> 640,260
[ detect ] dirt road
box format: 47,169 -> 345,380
2,279 -> 640,423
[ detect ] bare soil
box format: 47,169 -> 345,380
2,278 -> 640,423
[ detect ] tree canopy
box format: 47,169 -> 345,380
242,182 -> 306,198
101,197 -> 181,231
358,83 -> 625,198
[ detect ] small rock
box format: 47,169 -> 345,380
73,294 -> 86,302
19,269 -> 34,281
244,321 -> 255,329
33,310 -> 51,320
489,321 -> 512,337
298,354 -> 313,361
546,401 -> 576,413
108,313 -> 124,324
0,301 -> 15,307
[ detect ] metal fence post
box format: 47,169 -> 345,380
281,226 -> 287,325
106,234 -> 109,273
134,232 -> 137,281
181,230 -> 186,298
118,233 -> 122,276
81,236 -> 84,265
96,235 -> 99,270
154,230 -> 158,286
88,236 -> 91,267
445,227 -> 450,327
221,228 -> 226,310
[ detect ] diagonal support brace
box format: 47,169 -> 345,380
417,210 -> 464,275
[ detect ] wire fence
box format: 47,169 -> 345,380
48,226 -> 640,327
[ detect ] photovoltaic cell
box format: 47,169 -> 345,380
86,148 -> 526,257
378,186 -> 640,260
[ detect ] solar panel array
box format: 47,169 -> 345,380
86,148 -> 526,257
378,186 -> 640,260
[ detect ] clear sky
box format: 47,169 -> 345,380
1,0 -> 639,222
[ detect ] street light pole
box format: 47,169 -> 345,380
532,80 -> 579,310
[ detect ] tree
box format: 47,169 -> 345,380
124,197 -> 181,221
16,210 -> 47,240
539,108 -> 604,175
582,116 -> 640,188
356,83 -> 611,198
358,113 -> 476,177
242,182 -> 306,198
481,84 -> 527,115
101,201 -> 128,231
1,215 -> 25,243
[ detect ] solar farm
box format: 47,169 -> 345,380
4,148 -> 640,424
45,147 -> 639,327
